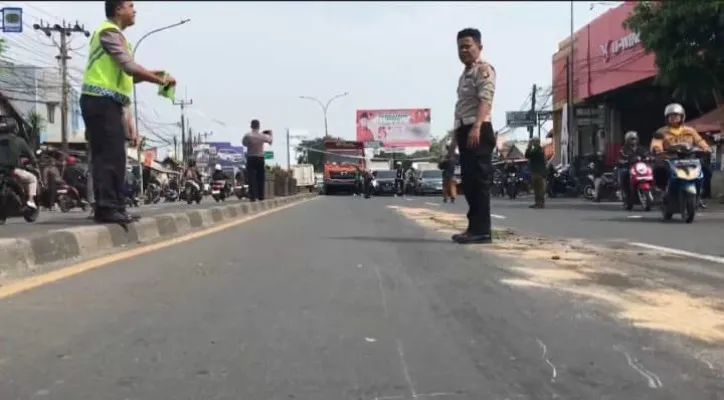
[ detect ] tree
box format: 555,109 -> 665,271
624,2 -> 724,105
0,37 -> 5,56
27,111 -> 45,149
296,137 -> 325,172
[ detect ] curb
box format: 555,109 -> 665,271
0,193 -> 316,274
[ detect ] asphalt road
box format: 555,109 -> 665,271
398,194 -> 724,257
0,197 -> 248,239
0,196 -> 721,399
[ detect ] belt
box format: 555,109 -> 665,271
453,116 -> 477,129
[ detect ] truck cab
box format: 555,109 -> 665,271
322,139 -> 365,195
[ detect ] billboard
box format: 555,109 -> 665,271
356,108 -> 431,148
192,142 -> 245,174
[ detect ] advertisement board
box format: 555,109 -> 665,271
192,142 -> 245,174
356,108 -> 431,148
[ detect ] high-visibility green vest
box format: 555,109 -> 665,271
81,20 -> 134,105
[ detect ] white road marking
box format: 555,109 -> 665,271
614,345 -> 662,388
536,339 -> 557,382
424,202 -> 440,207
374,266 -> 389,317
396,340 -> 418,398
629,242 -> 724,265
365,337 -> 377,343
491,214 -> 506,219
627,215 -> 642,219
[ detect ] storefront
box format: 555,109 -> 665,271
551,2 -> 658,166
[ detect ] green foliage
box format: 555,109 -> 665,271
624,2 -> 724,104
27,111 -> 45,149
0,37 -> 4,56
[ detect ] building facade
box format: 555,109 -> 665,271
0,61 -> 84,144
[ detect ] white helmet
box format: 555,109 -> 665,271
664,103 -> 685,120
215,163 -> 222,171
624,130 -> 638,141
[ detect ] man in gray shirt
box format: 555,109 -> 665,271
449,27 -> 497,244
242,119 -> 273,201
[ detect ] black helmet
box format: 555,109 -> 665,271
0,116 -> 19,135
188,160 -> 196,167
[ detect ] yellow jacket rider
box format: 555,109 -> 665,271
650,103 -> 710,155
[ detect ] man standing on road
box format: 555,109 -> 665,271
525,137 -> 547,209
242,120 -> 272,202
439,146 -> 457,203
81,0 -> 176,223
448,28 -> 497,244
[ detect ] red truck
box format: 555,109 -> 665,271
322,139 -> 365,195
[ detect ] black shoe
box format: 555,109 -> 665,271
443,198 -> 448,203
454,232 -> 493,244
699,200 -> 708,209
451,231 -> 470,241
451,197 -> 455,203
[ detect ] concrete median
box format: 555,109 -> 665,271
0,193 -> 317,274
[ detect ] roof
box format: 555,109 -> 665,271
689,105 -> 724,134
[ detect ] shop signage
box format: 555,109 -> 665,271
600,32 -> 641,62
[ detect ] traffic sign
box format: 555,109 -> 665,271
506,111 -> 536,128
1,7 -> 23,33
263,151 -> 274,160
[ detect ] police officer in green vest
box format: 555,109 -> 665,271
80,0 -> 175,223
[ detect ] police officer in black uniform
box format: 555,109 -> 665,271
449,28 -> 497,244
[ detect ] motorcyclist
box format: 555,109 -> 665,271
504,160 -> 518,174
0,118 -> 39,209
184,160 -> 201,192
616,131 -> 649,191
394,161 -> 405,196
62,155 -> 89,205
211,164 -> 226,182
650,103 -> 711,206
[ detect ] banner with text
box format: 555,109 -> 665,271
356,108 -> 431,148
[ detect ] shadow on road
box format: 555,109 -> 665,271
496,200 -> 620,211
322,236 -> 450,244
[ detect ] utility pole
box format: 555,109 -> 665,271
567,0 -> 577,165
187,126 -> 193,161
528,84 -> 537,139
173,135 -> 178,161
173,97 -> 192,163
200,131 -> 212,143
34,20 -> 90,152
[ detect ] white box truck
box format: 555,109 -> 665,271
292,164 -> 316,192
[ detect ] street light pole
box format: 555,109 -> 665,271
298,92 -> 349,137
131,18 -> 190,201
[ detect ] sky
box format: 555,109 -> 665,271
0,1 -> 621,164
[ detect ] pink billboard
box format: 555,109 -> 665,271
356,108 -> 431,148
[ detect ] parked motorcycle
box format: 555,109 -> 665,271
145,182 -> 162,204
164,188 -> 179,202
547,166 -> 578,198
593,172 -> 620,202
621,156 -> 654,211
184,181 -> 203,205
0,165 -> 40,224
505,172 -> 518,200
660,144 -> 705,223
210,180 -> 228,202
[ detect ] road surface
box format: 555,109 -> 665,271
0,196 -> 722,399
0,197 -> 248,239
403,195 -> 724,257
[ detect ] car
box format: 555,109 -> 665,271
415,170 -> 444,195
216,148 -> 245,163
373,170 -> 397,196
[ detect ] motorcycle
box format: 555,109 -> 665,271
164,188 -> 179,202
492,175 -> 503,197
234,181 -> 248,200
593,172 -> 620,202
210,180 -> 228,202
660,144 -> 705,223
56,183 -> 87,213
505,172 -> 518,200
547,166 -> 578,198
145,182 -> 162,204
621,156 -> 654,211
184,181 -> 203,205
0,165 -> 40,224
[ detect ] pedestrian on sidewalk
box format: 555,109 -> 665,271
525,137 -> 547,208
80,0 -> 176,223
439,146 -> 457,203
449,27 -> 497,244
242,121 -> 272,202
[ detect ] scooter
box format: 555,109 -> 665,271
0,165 -> 40,224
660,144 -> 705,223
56,183 -> 88,212
210,180 -> 228,202
621,156 -> 654,211
505,172 -> 518,200
184,181 -> 203,205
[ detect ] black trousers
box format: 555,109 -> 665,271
80,95 -> 126,211
246,156 -> 265,201
702,162 -> 712,199
456,122 -> 495,235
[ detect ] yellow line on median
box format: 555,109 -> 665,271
0,197 -> 318,300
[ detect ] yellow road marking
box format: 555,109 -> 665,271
0,197 -> 317,300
